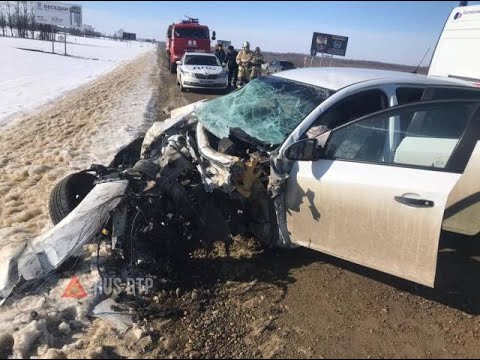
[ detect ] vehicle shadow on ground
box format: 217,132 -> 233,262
180,237 -> 480,315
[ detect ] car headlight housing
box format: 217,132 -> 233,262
219,72 -> 227,78
182,70 -> 194,78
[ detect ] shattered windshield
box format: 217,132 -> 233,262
195,76 -> 332,146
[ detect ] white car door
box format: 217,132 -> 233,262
285,100 -> 480,287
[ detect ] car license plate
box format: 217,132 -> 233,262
199,80 -> 214,84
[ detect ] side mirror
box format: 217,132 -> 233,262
285,139 -> 324,161
176,61 -> 182,65
212,31 -> 216,41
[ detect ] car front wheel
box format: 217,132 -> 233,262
48,172 -> 97,225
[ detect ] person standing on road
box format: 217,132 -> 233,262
225,45 -> 239,88
250,47 -> 265,80
214,44 -> 226,64
236,41 -> 254,87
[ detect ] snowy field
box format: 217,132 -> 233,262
0,35 -> 154,126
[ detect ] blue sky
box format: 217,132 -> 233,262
74,1 -> 479,65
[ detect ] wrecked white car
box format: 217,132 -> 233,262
3,67 -> 480,302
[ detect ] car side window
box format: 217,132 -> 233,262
426,87 -> 480,101
396,87 -> 425,105
323,102 -> 477,171
313,89 -> 388,130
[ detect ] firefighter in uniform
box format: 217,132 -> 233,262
250,47 -> 265,80
236,41 -> 254,86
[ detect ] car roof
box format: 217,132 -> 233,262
273,67 -> 475,91
184,52 -> 216,57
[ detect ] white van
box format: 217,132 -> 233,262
429,4 -> 480,83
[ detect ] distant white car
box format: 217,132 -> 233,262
176,52 -> 228,92
266,60 -> 296,74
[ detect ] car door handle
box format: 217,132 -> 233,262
394,196 -> 434,208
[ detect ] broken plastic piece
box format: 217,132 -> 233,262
92,298 -> 134,334
0,181 -> 128,303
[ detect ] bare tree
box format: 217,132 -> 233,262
0,2 -> 7,36
12,1 -> 21,37
113,28 -> 124,41
28,0 -> 35,38
6,1 -> 14,36
15,1 -> 30,38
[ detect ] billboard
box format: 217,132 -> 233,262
122,32 -> 137,41
34,1 -> 82,28
310,32 -> 349,57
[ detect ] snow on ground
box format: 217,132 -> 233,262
0,39 -> 159,358
0,35 -> 154,127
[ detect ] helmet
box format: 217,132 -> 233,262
243,41 -> 250,51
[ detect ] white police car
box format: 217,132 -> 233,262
176,52 -> 228,92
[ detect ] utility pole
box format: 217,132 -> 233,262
64,27 -> 67,56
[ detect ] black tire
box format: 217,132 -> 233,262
49,172 -> 97,225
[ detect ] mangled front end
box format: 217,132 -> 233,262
0,94 -> 294,302
141,103 -> 281,248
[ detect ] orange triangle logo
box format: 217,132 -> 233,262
62,276 -> 88,299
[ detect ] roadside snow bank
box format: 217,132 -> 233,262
0,49 -> 158,245
0,35 -> 154,127
75,53 -> 159,167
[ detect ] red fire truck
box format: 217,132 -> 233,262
166,17 -> 216,74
